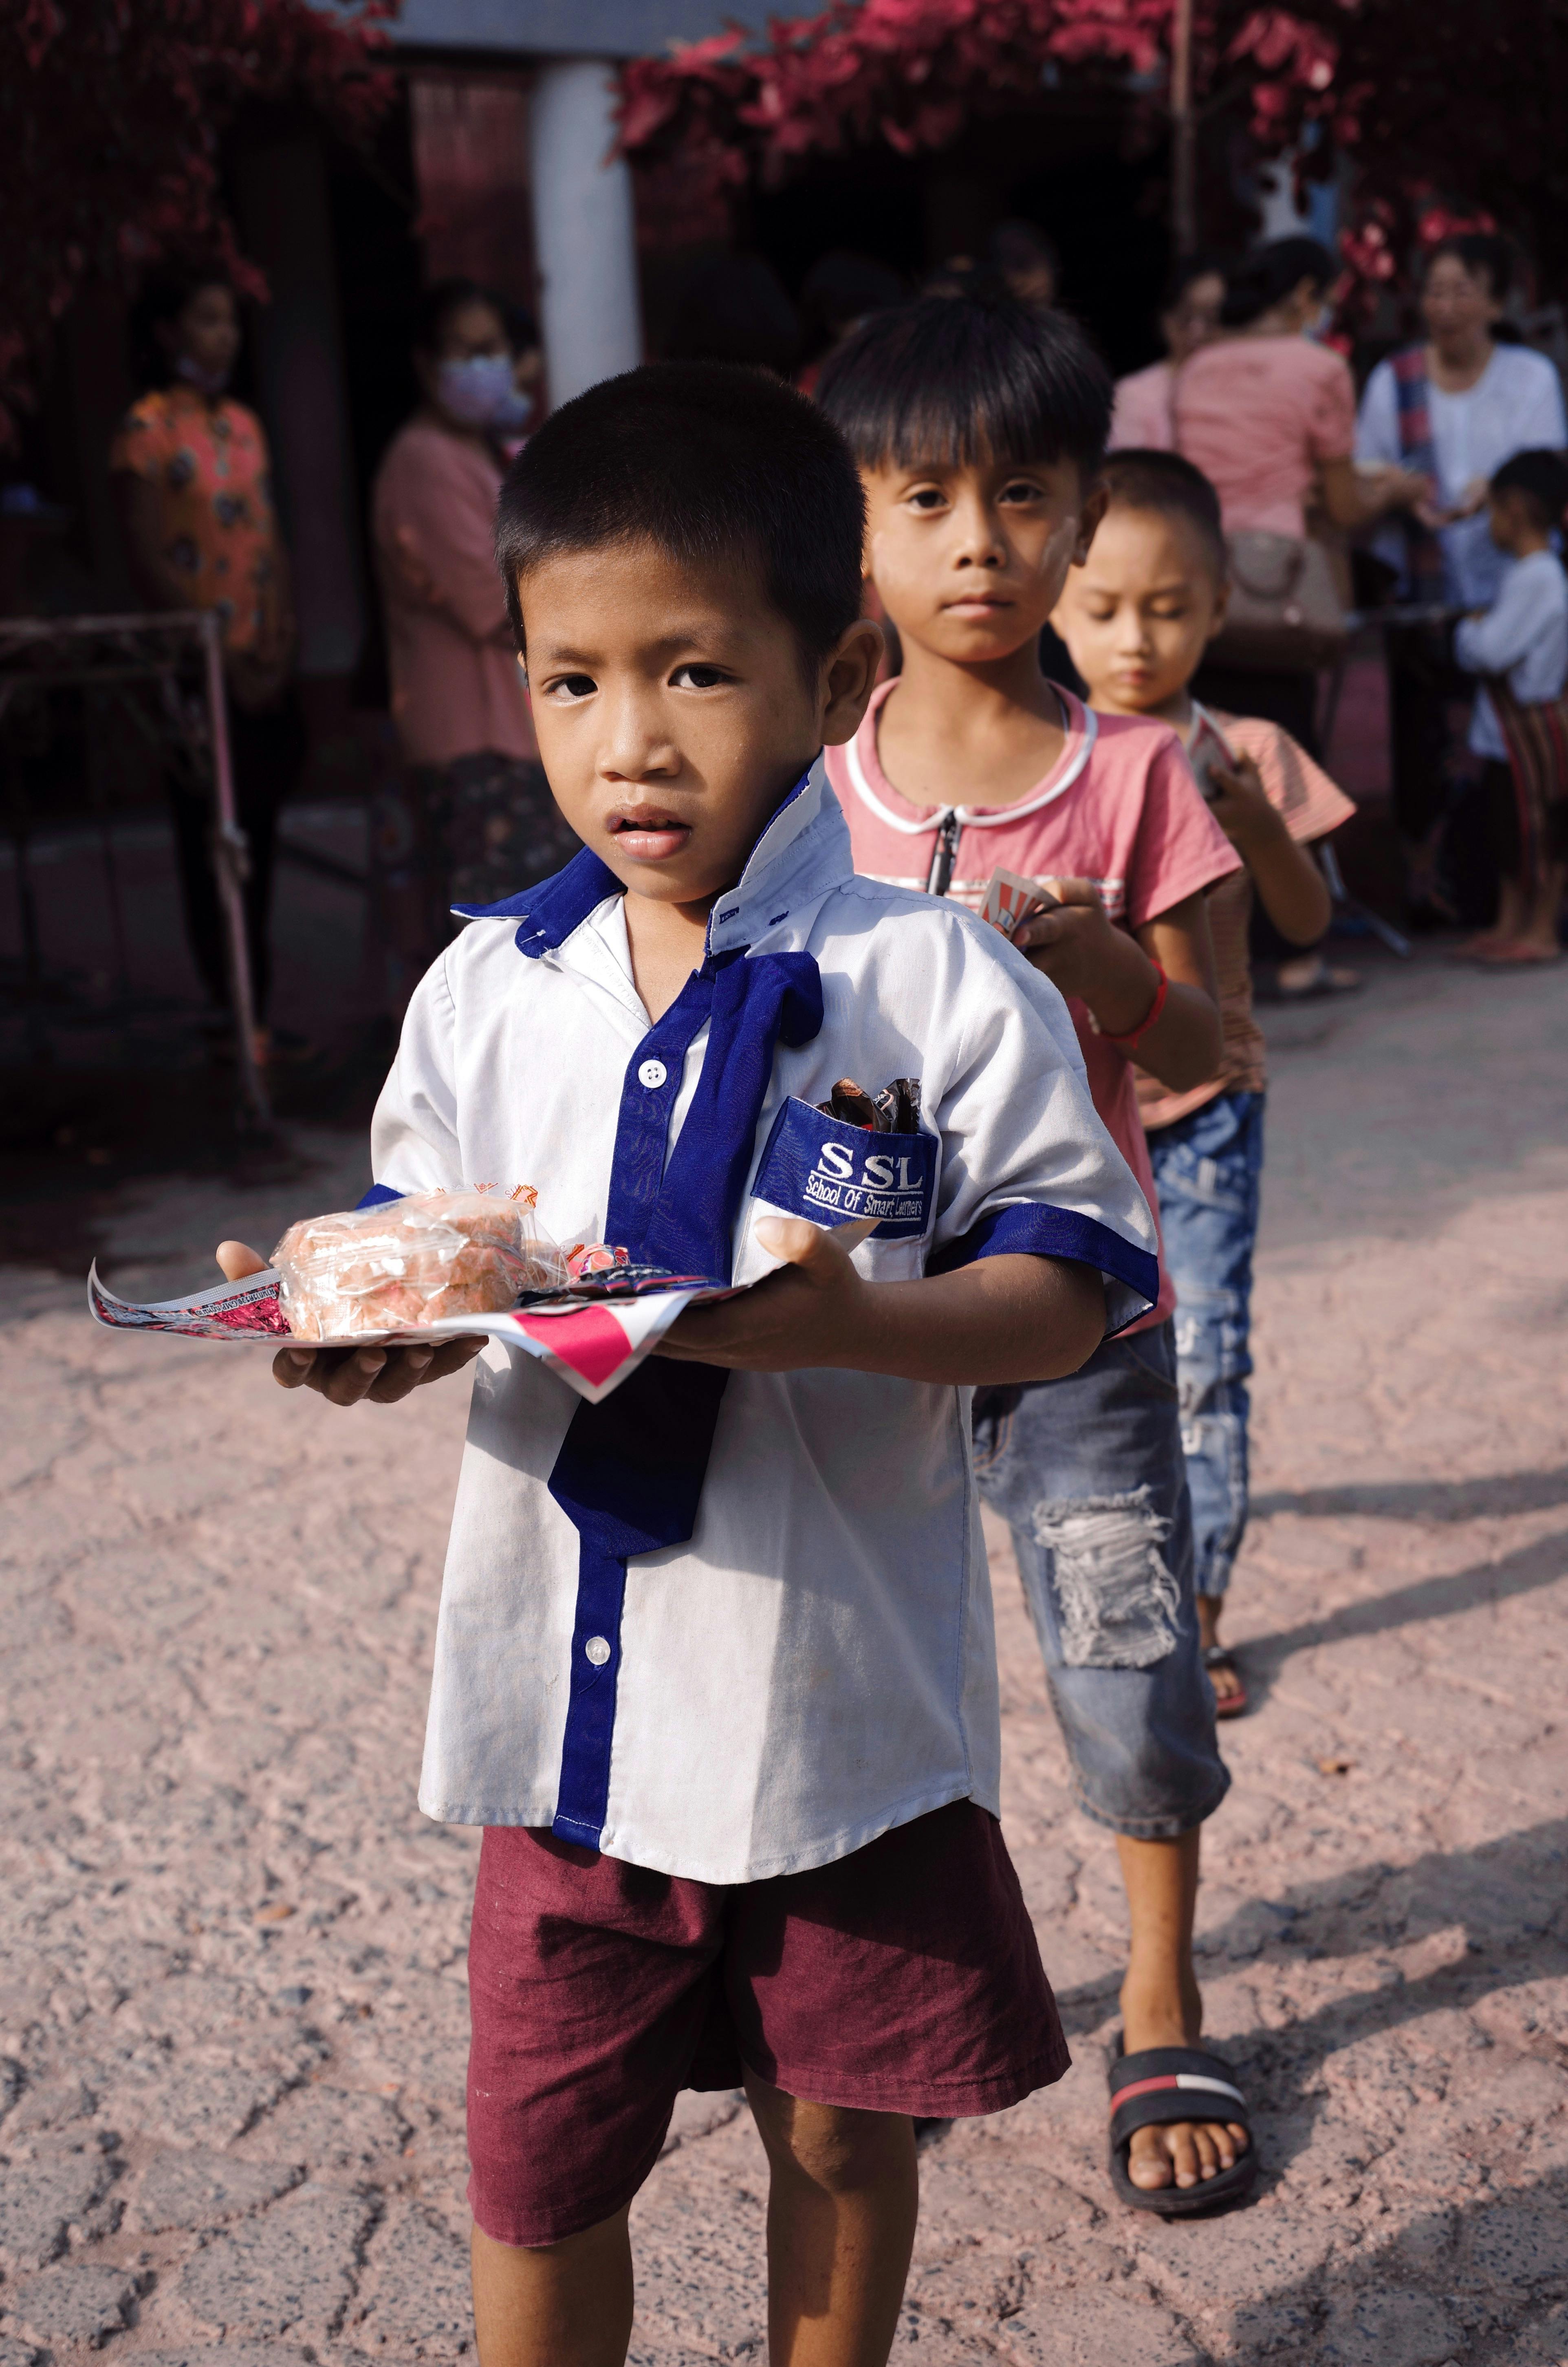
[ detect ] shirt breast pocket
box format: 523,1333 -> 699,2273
746,1096 -> 939,1280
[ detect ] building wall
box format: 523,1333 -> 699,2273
407,70 -> 539,319
390,0 -> 762,59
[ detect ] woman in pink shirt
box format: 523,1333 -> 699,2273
1172,238 -> 1425,747
1108,253 -> 1227,453
371,280 -> 576,994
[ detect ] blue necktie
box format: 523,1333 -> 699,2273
546,948 -> 822,1848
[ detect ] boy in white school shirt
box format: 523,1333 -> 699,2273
1453,447 -> 1568,963
216,363 -> 1159,2367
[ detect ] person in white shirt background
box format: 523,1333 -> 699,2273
1451,449 -> 1568,961
1356,233 -> 1568,901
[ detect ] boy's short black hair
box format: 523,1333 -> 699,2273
1490,447 -> 1568,529
1100,449 -> 1227,580
494,361 -> 866,664
815,294 -> 1112,481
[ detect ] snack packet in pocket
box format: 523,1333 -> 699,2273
271,1188 -> 567,1340
816,1076 -> 923,1133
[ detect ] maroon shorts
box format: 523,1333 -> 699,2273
466,1798 -> 1068,2247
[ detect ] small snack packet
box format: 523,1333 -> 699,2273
873,1076 -> 922,1133
982,867 -> 1060,942
819,1078 -> 881,1128
815,1076 -> 923,1134
1186,709 -> 1238,805
271,1188 -> 567,1340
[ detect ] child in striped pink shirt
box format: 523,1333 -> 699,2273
819,294 -> 1256,2219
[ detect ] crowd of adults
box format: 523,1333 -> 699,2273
1111,229 -> 1568,931
106,219 -> 1568,1052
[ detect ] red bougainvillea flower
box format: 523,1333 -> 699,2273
616,0 -> 1567,321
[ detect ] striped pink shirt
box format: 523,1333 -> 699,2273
828,682 -> 1239,1327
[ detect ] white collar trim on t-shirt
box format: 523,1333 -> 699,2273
843,683 -> 1098,836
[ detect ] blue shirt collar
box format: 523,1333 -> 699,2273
453,755 -> 852,960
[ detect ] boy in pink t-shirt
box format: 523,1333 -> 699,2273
819,295 -> 1251,2217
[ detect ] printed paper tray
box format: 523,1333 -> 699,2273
86,1262 -> 736,1405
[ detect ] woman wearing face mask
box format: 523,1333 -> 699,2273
1356,233 -> 1567,896
111,263 -> 303,1065
371,280 -> 573,980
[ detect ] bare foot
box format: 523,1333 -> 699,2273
1275,954 -> 1363,999
1452,930 -> 1507,959
1126,2109 -> 1249,2194
1472,937 -> 1562,965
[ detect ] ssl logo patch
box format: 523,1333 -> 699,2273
752,1096 -> 937,1240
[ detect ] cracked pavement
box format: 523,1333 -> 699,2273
1,949 -> 1566,2365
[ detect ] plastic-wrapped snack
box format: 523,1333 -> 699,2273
271,1188 -> 566,1340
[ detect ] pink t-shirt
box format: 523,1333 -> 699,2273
828,683 -> 1240,1328
1109,359 -> 1177,452
1137,709 -> 1355,1131
1170,336 -> 1356,539
372,418 -> 538,769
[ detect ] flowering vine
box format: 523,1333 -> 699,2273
616,0 -> 1568,313
2,0 -> 394,438
617,0 -> 1344,246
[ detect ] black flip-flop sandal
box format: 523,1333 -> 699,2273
1203,1643 -> 1248,1718
1108,2043 -> 1257,2216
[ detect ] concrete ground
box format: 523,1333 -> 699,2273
1,946 -> 1566,2366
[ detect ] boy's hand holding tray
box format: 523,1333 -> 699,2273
86,1202 -> 877,1408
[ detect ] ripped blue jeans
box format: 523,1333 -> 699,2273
973,1322 -> 1229,1840
1145,1091 -> 1266,1603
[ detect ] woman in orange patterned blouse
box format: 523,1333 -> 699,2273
111,265 -> 303,1061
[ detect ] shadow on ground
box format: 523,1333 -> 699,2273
1241,1527 -> 1568,1683
1231,2166 -> 1568,2363
0,1037 -> 390,1276
1254,1467 -> 1568,1523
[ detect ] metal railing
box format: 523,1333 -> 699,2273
0,608 -> 269,1124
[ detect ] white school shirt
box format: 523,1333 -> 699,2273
1356,344 -> 1568,606
370,760 -> 1158,1884
1453,549 -> 1568,759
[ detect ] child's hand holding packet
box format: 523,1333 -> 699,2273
981,867 -> 1061,942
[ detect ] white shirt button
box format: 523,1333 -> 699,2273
637,1058 -> 668,1090
584,1635 -> 612,1666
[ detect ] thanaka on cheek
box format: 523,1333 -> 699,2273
861,456 -> 1098,672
